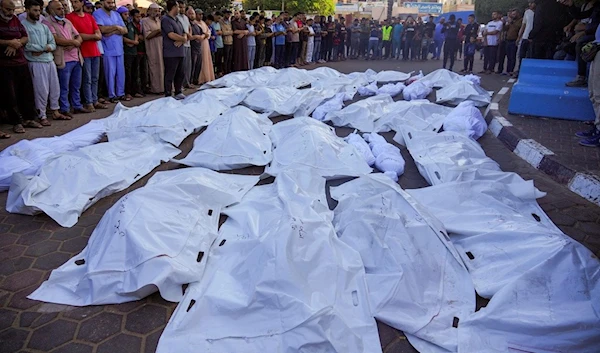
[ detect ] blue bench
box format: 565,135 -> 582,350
508,59 -> 595,121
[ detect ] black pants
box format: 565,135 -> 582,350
326,38 -> 333,61
531,40 -> 553,60
443,39 -> 457,70
576,35 -> 595,76
506,40 -> 518,73
135,53 -> 148,93
215,47 -> 224,74
464,55 -> 474,71
285,41 -> 292,66
382,40 -> 392,58
275,44 -> 285,68
164,56 -> 184,97
265,41 -> 273,64
497,41 -> 507,73
290,42 -> 300,65
98,54 -> 108,98
223,44 -> 233,74
519,39 -> 531,70
191,51 -> 202,85
124,54 -> 137,95
403,38 -> 413,60
484,45 -> 498,71
0,64 -> 37,125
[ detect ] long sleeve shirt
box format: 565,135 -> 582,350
20,18 -> 56,62
441,21 -> 459,41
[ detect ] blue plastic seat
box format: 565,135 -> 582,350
508,59 -> 595,121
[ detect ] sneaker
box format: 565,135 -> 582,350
576,127 -> 599,138
579,129 -> 600,147
566,77 -> 587,87
174,93 -> 186,100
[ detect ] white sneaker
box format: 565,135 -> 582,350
174,93 -> 186,100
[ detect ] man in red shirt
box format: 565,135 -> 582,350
67,0 -> 106,111
0,0 -> 42,136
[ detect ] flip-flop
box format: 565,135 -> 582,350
13,124 -> 25,133
94,102 -> 108,109
134,93 -> 144,98
53,112 -> 72,120
40,119 -> 52,126
23,120 -> 43,128
0,131 -> 10,139
98,98 -> 108,104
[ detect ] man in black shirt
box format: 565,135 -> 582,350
442,14 -> 459,70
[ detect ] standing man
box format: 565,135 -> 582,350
461,13 -> 479,73
504,10 -> 522,75
46,0 -> 89,115
359,17 -> 369,58
422,15 -> 435,60
433,17 -> 445,60
161,0 -> 186,99
442,14 -> 458,71
575,25 -> 600,147
288,12 -> 300,66
176,0 -> 192,89
212,11 -> 223,76
273,14 -> 285,68
131,8 -> 147,94
120,7 -> 139,100
0,0 -> 42,136
381,19 -> 392,58
67,0 -> 106,111
481,11 -> 503,74
93,0 -> 127,103
188,7 -> 202,85
220,10 -> 233,74
312,15 -> 322,62
142,2 -> 163,95
517,0 -> 536,73
392,17 -> 403,59
350,18 -> 360,59
22,0 -> 69,125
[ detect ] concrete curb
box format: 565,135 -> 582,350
485,80 -> 600,206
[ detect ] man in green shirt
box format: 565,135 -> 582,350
359,18 -> 369,58
119,6 -> 140,100
381,19 -> 393,59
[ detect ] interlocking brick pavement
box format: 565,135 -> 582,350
0,59 -> 598,353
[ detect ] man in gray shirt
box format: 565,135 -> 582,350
176,0 -> 192,88
161,0 -> 187,99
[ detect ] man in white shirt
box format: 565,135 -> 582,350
176,0 -> 192,89
517,0 -> 535,71
481,11 -> 503,74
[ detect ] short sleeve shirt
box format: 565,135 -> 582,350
176,14 -> 190,47
124,21 -> 137,56
93,9 -> 125,56
190,22 -> 201,55
486,20 -> 503,46
290,21 -> 299,42
66,12 -> 100,58
161,14 -> 184,57
274,23 -> 285,45
46,17 -> 80,62
0,15 -> 28,66
211,21 -> 223,48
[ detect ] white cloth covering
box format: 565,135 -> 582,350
265,117 -> 372,180
363,133 -> 405,181
374,70 -> 411,83
435,80 -> 491,107
344,132 -> 376,166
312,93 -> 345,121
185,86 -> 249,107
399,129 -> 500,185
443,101 -> 487,140
156,171 -> 383,353
324,95 -> 394,132
403,80 -> 433,101
0,120 -> 106,191
28,168 -> 259,306
175,106 -> 273,170
243,86 -> 332,117
331,174 -> 475,353
419,68 -> 462,88
6,133 -> 180,227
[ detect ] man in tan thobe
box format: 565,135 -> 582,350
142,3 -> 163,94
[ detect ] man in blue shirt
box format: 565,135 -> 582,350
93,0 -> 126,102
391,17 -> 403,59
433,17 -> 445,60
273,14 -> 286,68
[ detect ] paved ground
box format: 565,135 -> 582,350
1,58 -> 599,353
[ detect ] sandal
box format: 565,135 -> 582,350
134,93 -> 144,98
122,95 -> 132,101
109,97 -> 119,104
40,118 -> 52,126
13,124 -> 25,133
94,102 -> 108,109
98,98 -> 108,104
52,111 -> 72,120
0,131 -> 10,139
23,120 -> 43,128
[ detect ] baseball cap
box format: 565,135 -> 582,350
83,1 -> 93,7
117,6 -> 128,14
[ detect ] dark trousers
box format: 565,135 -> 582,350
484,45 -> 498,71
359,38 -> 368,57
0,64 -> 37,125
98,54 -> 108,98
382,40 -> 392,58
223,44 -> 233,74
464,55 -> 474,71
191,51 -> 202,85
285,41 -> 292,66
265,42 -> 273,64
124,54 -> 135,95
135,53 -> 148,93
403,38 -> 413,60
497,41 -> 507,73
506,40 -> 517,73
275,44 -> 285,68
411,39 -> 420,60
532,40 -> 553,60
325,38 -> 333,61
576,35 -> 595,76
214,47 -> 224,74
289,42 -> 300,65
164,56 -> 184,97
519,39 -> 531,69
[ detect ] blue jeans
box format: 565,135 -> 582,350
506,40 -> 518,73
82,56 -> 100,105
58,60 -> 83,112
368,40 -> 379,58
434,39 -> 444,59
392,39 -> 401,58
313,40 -> 321,62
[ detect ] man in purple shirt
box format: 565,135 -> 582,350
93,0 -> 126,102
